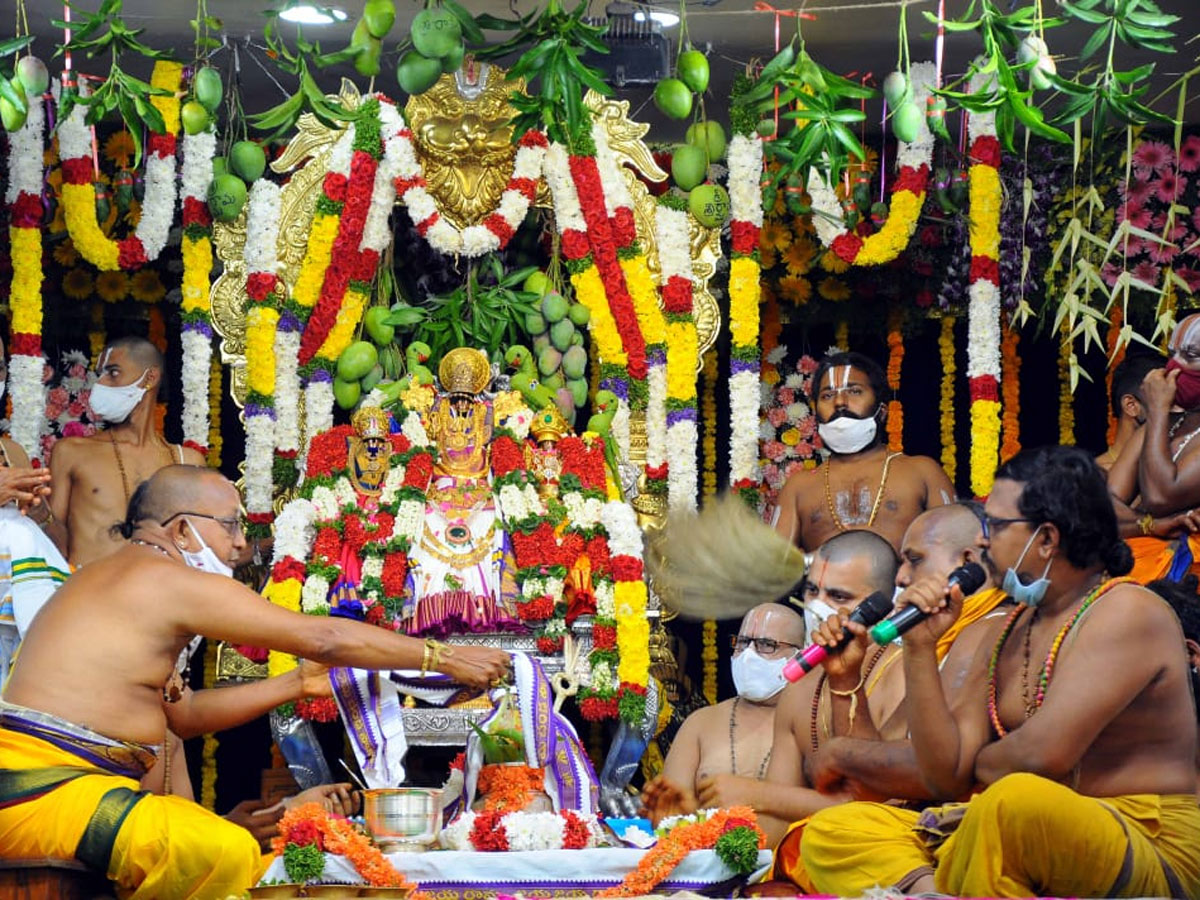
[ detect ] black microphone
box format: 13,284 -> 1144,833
782,591 -> 894,681
869,561 -> 987,646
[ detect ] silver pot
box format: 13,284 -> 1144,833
363,788 -> 442,852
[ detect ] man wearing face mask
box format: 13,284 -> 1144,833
0,465 -> 512,898
773,352 -> 955,553
1109,315 -> 1200,584
799,446 -> 1200,899
1097,350 -> 1164,473
640,603 -> 806,825
48,336 -> 207,568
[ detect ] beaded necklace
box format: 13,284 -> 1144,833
728,697 -> 772,779
987,577 -> 1136,737
810,645 -> 887,752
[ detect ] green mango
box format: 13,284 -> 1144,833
567,378 -> 588,408
550,318 -> 575,353
523,271 -> 551,297
677,49 -> 709,94
756,118 -> 776,138
350,18 -> 373,52
361,365 -> 385,393
541,291 -> 569,323
686,120 -> 726,163
882,71 -> 908,106
689,184 -> 730,227
562,346 -> 587,380
207,174 -> 247,222
653,78 -> 692,121
396,50 -> 443,96
181,100 -> 211,136
212,156 -> 228,178
671,144 -> 707,192
525,312 -> 547,335
338,341 -> 379,382
891,102 -> 923,143
411,7 -> 462,59
567,303 -> 590,327
537,347 -> 562,377
364,307 -> 395,346
441,42 -> 465,74
355,37 -> 383,77
230,140 -> 267,182
363,0 -> 397,38
15,57 -> 49,97
193,66 -> 222,113
333,378 -> 362,410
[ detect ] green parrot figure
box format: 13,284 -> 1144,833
405,341 -> 435,387
505,345 -> 555,410
586,389 -> 621,492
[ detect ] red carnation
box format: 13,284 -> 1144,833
61,158 -> 92,185
9,333 -> 42,357
272,557 -> 308,583
382,553 -> 409,595
118,236 -> 148,270
662,276 -> 694,315
182,196 -> 212,228
892,164 -> 930,196
296,697 -> 340,722
485,213 -> 516,247
509,177 -> 538,202
970,136 -> 1002,169
970,255 -> 1000,285
612,208 -> 636,247
286,819 -> 323,849
517,595 -> 555,621
388,433 -> 411,455
519,130 -> 549,149
343,517 -> 367,555
562,230 -> 590,260
324,172 -> 348,203
536,634 -> 565,654
246,272 -> 279,301
831,232 -> 863,264
490,436 -> 526,477
969,375 -> 1000,402
313,528 -> 343,564
585,537 -> 610,575
366,604 -> 388,626
147,133 -> 177,158
610,555 -> 644,582
416,212 -> 439,237
9,192 -> 42,229
469,810 -> 510,851
592,623 -> 617,649
561,810 -> 591,849
403,453 -> 434,488
732,221 -> 760,256
393,175 -> 426,196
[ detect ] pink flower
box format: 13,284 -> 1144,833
762,463 -> 780,485
67,364 -> 86,379
67,399 -> 88,418
784,461 -> 804,478
1177,267 -> 1200,292
1132,260 -> 1161,287
1167,222 -> 1190,243
1100,262 -> 1122,287
48,387 -> 68,407
1133,140 -> 1174,178
1149,240 -> 1178,264
1179,136 -> 1200,173
1154,172 -> 1186,204
1152,211 -> 1169,231
1192,207 -> 1200,235
62,422 -> 91,438
44,402 -> 65,421
1119,178 -> 1154,206
794,440 -> 813,456
763,440 -> 787,461
777,387 -> 795,405
767,407 -> 788,427
797,356 -> 818,374
1119,204 -> 1153,230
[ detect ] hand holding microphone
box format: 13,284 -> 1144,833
870,561 -> 987,646
782,592 -> 894,682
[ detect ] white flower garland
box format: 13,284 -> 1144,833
271,498 -> 317,564
179,130 -> 216,450
440,810 -> 601,852
393,127 -> 547,258
966,69 -> 1001,386
244,180 -> 283,520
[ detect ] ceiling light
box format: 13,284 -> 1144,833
278,4 -> 348,25
633,8 -> 680,27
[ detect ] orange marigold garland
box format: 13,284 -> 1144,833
1105,304 -> 1126,447
476,764 -> 546,813
1000,324 -> 1021,462
886,312 -> 904,452
938,316 -> 957,484
273,802 -> 418,889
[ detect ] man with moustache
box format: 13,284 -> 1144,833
774,352 -> 955,554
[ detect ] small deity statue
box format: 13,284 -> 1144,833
347,405 -> 392,496
525,405 -> 571,501
405,348 -> 521,636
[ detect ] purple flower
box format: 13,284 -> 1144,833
1132,260 -> 1161,287
1179,136 -> 1200,173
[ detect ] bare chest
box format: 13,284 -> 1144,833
695,703 -> 775,783
75,440 -> 177,516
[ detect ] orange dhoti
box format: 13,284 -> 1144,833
1126,534 -> 1200,584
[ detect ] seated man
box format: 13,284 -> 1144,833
641,602 -> 806,823
801,446 -> 1200,898
0,465 -> 510,899
773,352 -> 954,553
1097,350 -> 1164,472
1109,315 -> 1200,582
683,529 -> 899,844
1145,576 -> 1200,794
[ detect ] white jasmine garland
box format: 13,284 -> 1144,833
243,414 -> 276,516
380,466 -> 407,505
7,357 -> 45,459
180,329 -> 213,448
504,408 -> 532,441
611,399 -> 631,465
395,500 -> 426,541
180,130 -> 216,203
308,486 -> 339,522
136,145 -> 178,261
300,380 -> 335,473
664,421 -> 698,514
244,180 -> 282,275
301,574 -> 331,614
273,329 -> 301,454
728,369 -> 761,485
727,135 -> 765,229
360,100 -> 406,253
591,122 -> 634,216
967,66 -> 1001,384
595,581 -> 615,618
646,364 -> 667,470
497,484 -> 529,523
334,476 -> 359,510
601,501 -> 642,558
362,555 -> 384,581
271,498 -> 317,564
544,143 -> 587,234
401,411 -> 430,447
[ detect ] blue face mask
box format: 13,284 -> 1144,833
1001,525 -> 1053,607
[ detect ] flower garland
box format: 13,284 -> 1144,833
601,500 -> 649,725
274,802 -> 417,889
1058,329 -> 1075,445
966,70 -> 1002,499
592,122 -> 668,493
179,128 -> 216,454
886,313 -> 904,452
544,141 -> 632,463
701,349 -> 719,499
597,807 -> 766,898
938,316 -> 957,484
201,640 -> 218,810
810,62 -> 935,265
1105,304 -> 1125,447
1000,324 -> 1021,462
58,61 -> 182,271
654,199 -> 700,512
440,809 -> 600,852
243,180 -> 284,537
207,354 -> 223,469
394,128 -> 548,257
476,763 -> 546,813
5,78 -> 46,457
727,132 -> 764,502
701,620 -> 718,705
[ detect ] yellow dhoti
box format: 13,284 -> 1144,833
1126,534 -> 1200,584
0,707 -> 261,900
801,773 -> 1200,898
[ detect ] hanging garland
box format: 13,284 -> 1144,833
601,500 -> 650,724
727,132 -> 764,503
886,313 -> 904,452
58,61 -> 182,271
938,316 -> 957,484
966,71 -> 1002,498
394,128 -> 547,257
180,129 -> 216,454
810,62 -> 936,266
700,346 -> 719,706
6,78 -> 46,458
200,640 -> 218,810
1105,304 -> 1125,446
1058,329 -> 1075,445
654,199 -> 699,513
1000,325 -> 1021,462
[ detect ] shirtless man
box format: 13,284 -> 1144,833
0,465 -> 510,899
1096,350 -> 1164,472
640,603 -> 805,823
774,352 -> 954,553
49,336 -> 206,567
801,446 -> 1200,898
681,530 -> 899,844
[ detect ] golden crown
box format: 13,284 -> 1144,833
531,405 -> 571,443
438,348 -> 492,396
351,405 -> 391,440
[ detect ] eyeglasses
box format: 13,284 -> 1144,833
730,636 -> 801,656
161,511 -> 243,537
980,514 -> 1035,540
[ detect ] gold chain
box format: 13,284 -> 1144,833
419,521 -> 497,568
823,452 -> 896,532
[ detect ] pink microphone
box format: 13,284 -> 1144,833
782,591 -> 894,682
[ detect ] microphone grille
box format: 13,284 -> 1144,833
951,561 -> 987,595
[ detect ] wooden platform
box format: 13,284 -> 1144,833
0,858 -> 115,900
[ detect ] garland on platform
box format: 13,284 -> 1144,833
938,316 -> 957,484
544,141 -> 632,463
727,133 -> 764,503
58,62 -> 182,271
275,803 -> 418,889
654,199 -> 699,512
966,71 -> 1002,498
1000,325 -> 1021,462
243,180 -> 284,537
5,79 -> 46,457
395,128 -> 548,257
886,314 -> 904,452
810,62 -> 935,266
179,129 -> 216,454
441,809 -> 600,851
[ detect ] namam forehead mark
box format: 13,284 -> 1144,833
818,365 -> 865,396
1170,313 -> 1200,354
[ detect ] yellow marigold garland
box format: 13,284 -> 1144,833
1059,329 -> 1075,445
938,317 -> 957,484
201,640 -> 218,809
1000,325 -> 1021,462
700,348 -> 719,705
702,619 -> 718,706
266,578 -> 303,680
207,354 -> 223,469
1105,304 -> 1125,447
886,312 -> 904,452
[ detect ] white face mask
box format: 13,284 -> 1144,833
89,369 -> 149,423
802,598 -> 840,643
731,646 -> 789,702
180,519 -> 234,578
817,412 -> 879,455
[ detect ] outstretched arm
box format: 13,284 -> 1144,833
163,661 -> 329,739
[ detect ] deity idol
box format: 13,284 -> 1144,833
403,348 -> 522,635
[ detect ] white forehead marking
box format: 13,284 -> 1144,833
1174,318 -> 1200,350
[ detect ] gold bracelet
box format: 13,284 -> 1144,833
420,639 -> 438,677
1138,513 -> 1155,536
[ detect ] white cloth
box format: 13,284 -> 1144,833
0,505 -> 71,684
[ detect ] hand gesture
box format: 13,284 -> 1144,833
807,741 -> 848,795
1141,367 -> 1178,416
695,772 -> 760,811
437,643 -> 512,689
640,775 -> 696,826
1152,509 -> 1200,538
811,610 -> 867,683
224,798 -> 285,850
895,575 -> 959,650
0,465 -> 50,511
287,782 -> 361,817
298,659 -> 333,699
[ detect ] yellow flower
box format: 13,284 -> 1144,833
182,235 -> 213,314
968,164 -> 1002,260
664,320 -> 698,403
969,399 -> 1001,498
621,255 -> 666,345
316,284 -> 369,364
48,202 -> 66,235
760,220 -> 792,252
148,60 -> 184,136
782,238 -> 815,275
62,268 -> 94,301
246,306 -> 280,397
781,428 -> 801,446
130,269 -> 166,303
819,250 -> 850,274
939,316 -> 957,483
817,277 -> 850,302
103,132 -> 136,168
778,275 -> 812,305
52,238 -> 78,267
762,366 -> 780,387
62,182 -> 120,270
95,270 -> 129,302
571,263 -> 627,365
759,246 -> 778,270
856,188 -> 925,266
728,257 -> 761,349
292,211 -> 341,311
10,227 -> 43,335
